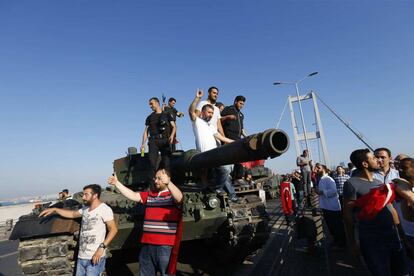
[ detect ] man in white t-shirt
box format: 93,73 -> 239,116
40,184 -> 118,276
189,89 -> 240,202
195,86 -> 225,137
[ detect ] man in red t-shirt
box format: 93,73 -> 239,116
108,169 -> 183,276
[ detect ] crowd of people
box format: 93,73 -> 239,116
38,87 -> 414,276
281,147 -> 414,276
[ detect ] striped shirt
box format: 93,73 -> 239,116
140,189 -> 182,246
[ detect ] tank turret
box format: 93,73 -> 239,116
113,128 -> 289,188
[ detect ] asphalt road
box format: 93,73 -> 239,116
0,239 -> 21,276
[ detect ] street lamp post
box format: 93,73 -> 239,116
273,72 -> 318,154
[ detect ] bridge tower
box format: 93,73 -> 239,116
287,91 -> 330,167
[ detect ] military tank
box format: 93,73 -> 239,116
10,128 -> 289,276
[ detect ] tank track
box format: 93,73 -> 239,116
212,186 -> 270,262
18,235 -> 76,276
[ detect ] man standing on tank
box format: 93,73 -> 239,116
39,184 -> 118,276
195,86 -> 226,138
163,97 -> 184,152
141,97 -> 176,178
221,95 -> 248,180
189,89 -> 240,202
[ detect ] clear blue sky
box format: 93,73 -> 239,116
1,1 -> 413,199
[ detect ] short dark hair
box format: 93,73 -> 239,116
202,104 -> 214,112
374,147 -> 392,158
350,149 -> 370,170
234,95 -> 246,102
149,97 -> 160,103
83,184 -> 102,199
157,168 -> 171,178
215,102 -> 224,108
168,97 -> 176,103
336,165 -> 344,170
401,158 -> 414,167
208,86 -> 219,93
62,189 -> 69,194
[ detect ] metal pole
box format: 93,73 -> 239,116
295,83 -> 310,153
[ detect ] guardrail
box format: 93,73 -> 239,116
0,219 -> 14,240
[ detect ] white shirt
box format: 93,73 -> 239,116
196,100 -> 221,133
192,117 -> 218,152
318,175 -> 341,211
77,203 -> 114,259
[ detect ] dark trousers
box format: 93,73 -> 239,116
139,244 -> 173,276
301,170 -> 312,196
148,138 -> 171,178
359,228 -> 408,276
322,209 -> 346,247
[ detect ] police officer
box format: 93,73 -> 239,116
163,97 -> 184,152
141,97 -> 176,178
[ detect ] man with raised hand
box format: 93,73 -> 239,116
39,184 -> 118,276
189,89 -> 240,203
108,169 -> 183,276
195,86 -> 225,138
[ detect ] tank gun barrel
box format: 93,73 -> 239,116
173,129 -> 289,171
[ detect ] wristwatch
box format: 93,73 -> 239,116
99,243 -> 106,249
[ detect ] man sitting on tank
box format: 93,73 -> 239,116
189,89 -> 240,203
39,184 -> 118,276
108,169 -> 183,276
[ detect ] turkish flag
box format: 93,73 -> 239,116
354,183 -> 395,220
281,181 -> 294,215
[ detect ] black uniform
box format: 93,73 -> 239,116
145,112 -> 174,176
221,105 -> 244,140
163,106 -> 178,121
221,105 -> 245,179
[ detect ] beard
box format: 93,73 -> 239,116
367,166 -> 379,172
83,199 -> 92,206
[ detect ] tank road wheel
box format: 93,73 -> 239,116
18,235 -> 77,276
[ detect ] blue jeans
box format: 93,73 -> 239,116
215,165 -> 236,200
359,229 -> 408,276
139,244 -> 173,276
75,258 -> 106,276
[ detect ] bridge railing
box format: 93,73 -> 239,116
0,219 -> 14,240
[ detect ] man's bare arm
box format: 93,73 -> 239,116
39,208 -> 81,219
217,117 -> 225,137
169,121 -> 176,144
103,220 -> 118,247
167,181 -> 183,204
189,89 -> 203,122
141,126 -> 149,151
108,174 -> 142,203
343,199 -> 356,244
214,133 -> 233,144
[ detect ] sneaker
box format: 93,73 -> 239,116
230,197 -> 242,203
215,189 -> 227,196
